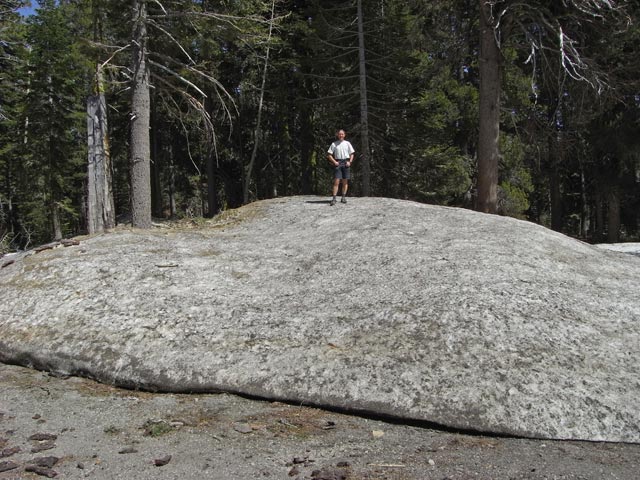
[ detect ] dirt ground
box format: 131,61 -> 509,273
1,363 -> 638,480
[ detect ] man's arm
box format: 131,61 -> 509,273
347,143 -> 355,166
327,153 -> 339,166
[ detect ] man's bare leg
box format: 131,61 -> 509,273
330,178 -> 340,205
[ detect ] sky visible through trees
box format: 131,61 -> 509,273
17,0 -> 38,17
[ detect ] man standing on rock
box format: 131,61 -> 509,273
327,129 -> 355,206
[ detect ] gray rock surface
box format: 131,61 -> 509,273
3,363 -> 640,480
1,196 -> 639,443
596,242 -> 640,257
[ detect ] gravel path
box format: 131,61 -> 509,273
1,363 -> 639,480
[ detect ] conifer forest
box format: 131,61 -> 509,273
1,0 -> 639,251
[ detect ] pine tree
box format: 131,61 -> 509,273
0,1 -> 28,250
21,0 -> 89,243
475,0 -> 627,214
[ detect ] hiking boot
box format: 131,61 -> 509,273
329,198 -> 336,206
341,197 -> 347,204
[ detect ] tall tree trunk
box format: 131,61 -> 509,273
204,93 -> 219,217
150,94 -> 163,218
86,67 -> 115,234
477,1 -> 501,213
550,164 -> 563,232
579,160 -> 590,239
300,103 -> 314,195
549,134 -> 563,232
205,147 -> 219,217
130,0 -> 152,228
150,147 -> 162,217
168,146 -> 176,217
607,184 -> 620,243
594,185 -> 605,242
357,0 -> 371,196
52,203 -> 62,241
243,0 -> 275,205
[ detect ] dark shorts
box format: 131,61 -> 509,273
334,160 -> 350,180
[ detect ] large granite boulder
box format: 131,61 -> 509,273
1,196 -> 638,442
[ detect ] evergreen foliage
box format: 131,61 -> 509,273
0,0 -> 638,251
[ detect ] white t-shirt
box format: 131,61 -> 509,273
328,140 -> 355,160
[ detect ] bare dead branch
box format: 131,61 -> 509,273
148,59 -> 207,97
147,19 -> 196,65
99,43 -> 132,70
150,0 -> 168,16
186,66 -> 238,115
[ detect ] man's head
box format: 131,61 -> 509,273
336,129 -> 346,140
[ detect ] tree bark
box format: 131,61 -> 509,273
205,147 -> 219,217
579,160 -> 590,239
86,67 -> 115,234
130,0 -> 152,228
550,164 -> 563,232
299,98 -> 314,195
51,203 -> 62,241
150,94 -> 163,218
243,0 -> 275,205
357,0 -> 371,196
203,92 -> 219,217
607,184 -> 620,243
594,186 -> 605,243
549,134 -> 563,232
168,146 -> 176,217
477,1 -> 501,213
